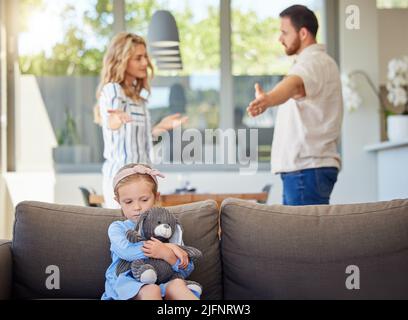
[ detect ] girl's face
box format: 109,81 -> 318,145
115,180 -> 156,222
125,44 -> 149,82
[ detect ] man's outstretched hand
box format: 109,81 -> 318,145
246,83 -> 269,117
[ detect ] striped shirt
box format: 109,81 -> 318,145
99,82 -> 154,179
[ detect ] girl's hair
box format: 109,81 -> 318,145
114,163 -> 158,199
94,32 -> 154,125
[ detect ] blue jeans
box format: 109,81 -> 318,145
281,167 -> 339,206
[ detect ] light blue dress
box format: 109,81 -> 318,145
101,219 -> 196,300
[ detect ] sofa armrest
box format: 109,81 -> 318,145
0,240 -> 12,300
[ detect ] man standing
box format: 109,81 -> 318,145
247,5 -> 343,206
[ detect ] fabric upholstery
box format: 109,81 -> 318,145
220,198 -> 408,300
11,200 -> 221,300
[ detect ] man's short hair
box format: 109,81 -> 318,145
280,5 -> 319,38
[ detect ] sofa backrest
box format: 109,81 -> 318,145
220,198 -> 408,300
12,200 -> 222,300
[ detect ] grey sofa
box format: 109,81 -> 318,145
1,198 -> 408,300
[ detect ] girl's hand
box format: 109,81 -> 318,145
107,109 -> 133,130
152,113 -> 188,137
165,243 -> 189,269
142,237 -> 176,264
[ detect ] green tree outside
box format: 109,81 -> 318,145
19,0 -> 300,76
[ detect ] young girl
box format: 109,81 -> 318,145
101,163 -> 199,300
94,32 -> 188,209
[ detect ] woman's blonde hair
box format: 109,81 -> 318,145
94,32 -> 154,125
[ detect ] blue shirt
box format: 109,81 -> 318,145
102,219 -> 195,300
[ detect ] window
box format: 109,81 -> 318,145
15,0 -> 327,169
125,0 -> 220,164
125,0 -> 220,132
231,0 -> 325,162
18,0 -> 113,168
377,0 -> 408,8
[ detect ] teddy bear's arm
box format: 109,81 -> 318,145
179,245 -> 203,264
116,259 -> 132,276
126,229 -> 142,243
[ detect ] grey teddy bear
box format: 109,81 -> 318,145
116,207 -> 203,295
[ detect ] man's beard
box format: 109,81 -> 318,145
284,37 -> 301,56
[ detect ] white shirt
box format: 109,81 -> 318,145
271,44 -> 343,174
99,82 -> 153,179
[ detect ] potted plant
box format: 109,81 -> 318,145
53,109 -> 91,164
386,56 -> 408,142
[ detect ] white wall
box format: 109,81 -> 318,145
378,9 -> 408,84
2,171 -> 56,239
0,75 -> 59,238
55,173 -> 103,205
4,172 -> 55,205
332,0 -> 381,204
17,75 -> 57,171
0,175 -> 14,240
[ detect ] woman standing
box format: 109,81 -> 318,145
95,32 -> 187,208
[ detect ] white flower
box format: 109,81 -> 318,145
388,87 -> 408,106
341,73 -> 363,112
392,75 -> 408,87
387,56 -> 408,107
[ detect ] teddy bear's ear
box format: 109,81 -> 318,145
169,222 -> 184,245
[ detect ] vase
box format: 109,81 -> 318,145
387,115 -> 408,142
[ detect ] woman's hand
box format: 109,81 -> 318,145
142,237 -> 177,265
152,113 -> 188,137
165,243 -> 190,269
107,109 -> 133,130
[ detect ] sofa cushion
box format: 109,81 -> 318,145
12,200 -> 222,300
220,198 -> 408,300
